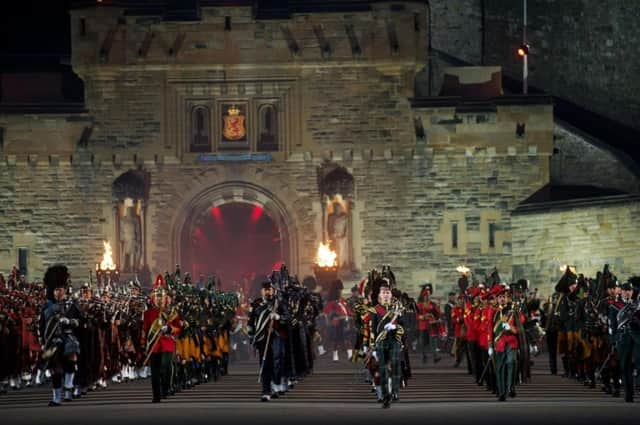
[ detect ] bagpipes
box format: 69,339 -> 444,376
258,263 -> 289,382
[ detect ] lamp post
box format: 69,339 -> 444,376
522,0 -> 528,94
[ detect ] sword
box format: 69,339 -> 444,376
595,349 -> 614,379
478,354 -> 494,384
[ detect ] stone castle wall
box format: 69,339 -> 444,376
8,3 -> 626,299
512,197 -> 640,296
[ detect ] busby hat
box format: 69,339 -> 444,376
516,279 -> 529,291
261,280 -> 274,289
381,265 -> 396,287
44,265 -> 69,289
372,277 -> 391,293
44,264 -> 70,300
301,275 -> 317,291
327,279 -> 344,301
555,266 -> 577,294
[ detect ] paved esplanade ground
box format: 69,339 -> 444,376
1,355 -> 635,425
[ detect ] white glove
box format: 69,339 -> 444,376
488,347 -> 494,357
502,323 -> 511,332
384,323 -> 397,331
363,346 -> 369,354
269,313 -> 281,321
161,325 -> 170,334
59,317 -> 70,325
372,350 -> 378,361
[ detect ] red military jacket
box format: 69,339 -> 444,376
143,307 -> 182,353
417,300 -> 441,335
451,305 -> 464,338
479,304 -> 497,349
490,304 -> 526,353
324,298 -> 351,327
464,301 -> 481,342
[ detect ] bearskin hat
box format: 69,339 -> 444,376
370,277 -> 390,302
327,279 -> 344,301
555,266 -> 577,294
44,264 -> 70,300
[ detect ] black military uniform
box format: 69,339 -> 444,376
615,281 -> 640,402
248,280 -> 284,401
39,265 -> 82,406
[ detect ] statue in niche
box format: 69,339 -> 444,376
120,204 -> 142,272
190,106 -> 211,152
257,104 -> 278,151
327,198 -> 349,269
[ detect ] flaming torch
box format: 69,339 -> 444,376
313,242 -> 338,287
96,240 -> 119,291
456,265 -> 471,275
456,264 -> 471,293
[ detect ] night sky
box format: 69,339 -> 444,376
1,0 -> 71,65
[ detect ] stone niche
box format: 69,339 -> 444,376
112,169 -> 151,280
317,162 -> 356,275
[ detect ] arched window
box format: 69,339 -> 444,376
257,104 -> 278,151
190,106 -> 211,152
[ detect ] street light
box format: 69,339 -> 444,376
521,0 -> 528,94
517,44 -> 529,57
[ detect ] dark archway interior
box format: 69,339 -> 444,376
181,202 -> 283,294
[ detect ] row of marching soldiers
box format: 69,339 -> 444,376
545,265 -> 640,403
246,265 -> 323,401
453,273 -> 536,402
0,264 -> 240,405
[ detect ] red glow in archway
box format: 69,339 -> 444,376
183,202 -> 282,294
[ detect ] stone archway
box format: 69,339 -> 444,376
169,181 -> 299,282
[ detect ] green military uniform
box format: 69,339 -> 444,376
615,282 -> 640,403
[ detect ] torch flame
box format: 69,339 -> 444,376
100,241 -> 117,271
456,265 -> 470,275
316,242 -> 337,268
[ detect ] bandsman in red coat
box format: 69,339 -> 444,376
489,284 -> 526,401
142,274 -> 182,403
416,283 -> 441,363
464,287 -> 483,383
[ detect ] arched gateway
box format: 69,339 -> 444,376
169,182 -> 298,289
